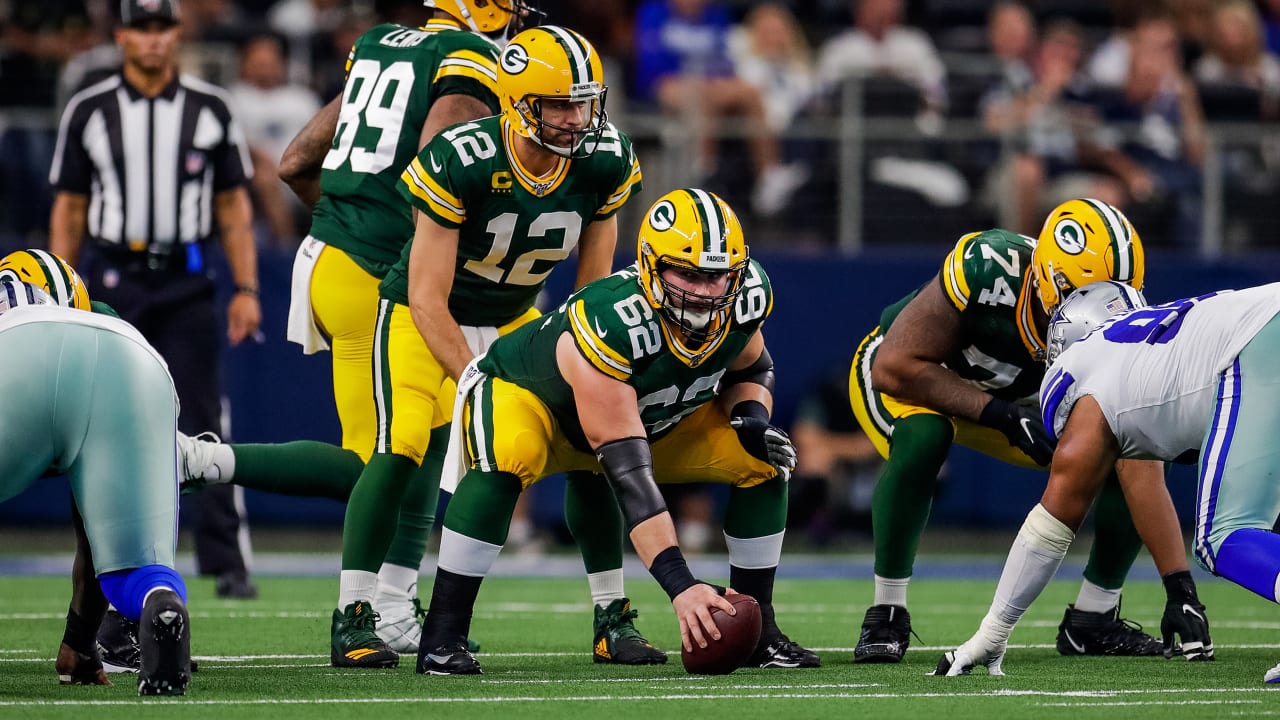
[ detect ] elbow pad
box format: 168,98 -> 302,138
721,346 -> 774,394
596,437 -> 668,531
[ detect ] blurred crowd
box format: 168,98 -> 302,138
3,0 -> 1280,251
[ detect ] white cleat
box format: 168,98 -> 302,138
176,431 -> 225,493
1265,661 -> 1280,684
373,582 -> 422,654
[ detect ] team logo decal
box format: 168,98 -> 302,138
1053,218 -> 1086,255
648,200 -> 676,231
501,43 -> 529,74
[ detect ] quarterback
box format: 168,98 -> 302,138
415,188 -> 818,674
937,280 -> 1280,680
0,279 -> 190,696
848,199 -> 1186,662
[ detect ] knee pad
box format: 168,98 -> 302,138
98,564 -> 188,621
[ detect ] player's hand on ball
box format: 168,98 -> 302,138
932,636 -> 1006,676
674,583 -> 736,652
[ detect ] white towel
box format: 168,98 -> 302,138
286,235 -> 330,354
440,356 -> 488,494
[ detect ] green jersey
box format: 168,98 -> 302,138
880,229 -> 1047,402
479,260 -> 773,452
386,115 -> 642,326
309,19 -> 501,278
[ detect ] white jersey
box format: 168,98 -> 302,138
0,303 -> 169,372
1040,284 -> 1280,461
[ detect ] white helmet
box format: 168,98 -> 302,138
0,280 -> 55,316
1045,280 -> 1147,364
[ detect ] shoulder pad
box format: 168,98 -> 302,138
938,230 -> 1031,312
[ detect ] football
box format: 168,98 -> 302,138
681,593 -> 762,675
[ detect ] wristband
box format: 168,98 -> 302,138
62,608 -> 98,656
234,285 -> 259,298
730,399 -> 770,422
649,546 -> 698,600
1162,570 -> 1198,603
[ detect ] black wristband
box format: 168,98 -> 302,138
978,396 -> 1010,428
62,608 -> 98,655
649,545 -> 699,600
730,399 -> 770,422
234,285 -> 259,298
1162,570 -> 1199,604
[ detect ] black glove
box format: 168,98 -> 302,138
1160,570 -> 1215,661
978,397 -> 1056,466
729,401 -> 797,481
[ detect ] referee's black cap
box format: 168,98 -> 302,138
121,0 -> 180,28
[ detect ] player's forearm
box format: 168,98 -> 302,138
409,302 -> 474,381
215,188 -> 259,289
630,512 -> 681,568
878,360 -> 991,422
279,95 -> 340,208
49,193 -> 89,266
1116,459 -> 1189,576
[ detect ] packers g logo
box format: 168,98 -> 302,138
1053,218 -> 1087,255
501,44 -> 529,74
648,200 -> 676,231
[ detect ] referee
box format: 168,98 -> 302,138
48,0 -> 261,610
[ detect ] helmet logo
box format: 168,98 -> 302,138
648,200 -> 676,231
0,269 -> 20,284
699,252 -> 729,269
501,43 -> 529,74
1053,219 -> 1087,255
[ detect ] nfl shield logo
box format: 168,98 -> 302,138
138,0 -> 164,11
186,151 -> 205,175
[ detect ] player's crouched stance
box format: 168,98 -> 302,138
0,281 -> 192,695
415,189 -> 818,674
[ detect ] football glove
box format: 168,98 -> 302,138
55,642 -> 110,685
979,397 -> 1056,467
729,407 -> 797,482
1160,570 -> 1215,661
932,639 -> 1006,677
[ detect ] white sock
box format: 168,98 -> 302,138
587,569 -> 625,608
873,575 -> 910,608
1074,579 -> 1121,614
338,570 -> 378,609
212,444 -> 236,481
376,563 -> 419,597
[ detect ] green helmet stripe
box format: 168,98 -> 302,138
543,26 -> 591,86
27,249 -> 72,305
1081,198 -> 1132,282
686,188 -> 723,256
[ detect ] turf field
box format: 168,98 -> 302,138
2,566 -> 1278,719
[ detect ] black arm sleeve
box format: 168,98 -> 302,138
720,345 -> 774,395
595,437 -> 668,531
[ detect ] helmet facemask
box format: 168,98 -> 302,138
512,86 -> 607,158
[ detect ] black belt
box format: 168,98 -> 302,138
93,242 -> 205,275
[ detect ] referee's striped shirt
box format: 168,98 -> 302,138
49,73 -> 253,253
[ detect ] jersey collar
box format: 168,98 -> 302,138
1015,273 -> 1047,362
501,118 -> 571,198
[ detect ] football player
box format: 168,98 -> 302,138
934,280 -> 1280,676
175,0 -> 538,665
848,199 -> 1188,663
415,188 -> 819,674
182,24 -> 657,668
0,279 -> 191,696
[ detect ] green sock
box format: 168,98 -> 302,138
383,426 -> 448,570
564,471 -> 624,574
341,453 -> 417,571
1082,472 -> 1143,589
231,441 -> 364,502
442,469 -> 522,546
724,476 -> 787,538
872,414 -> 954,579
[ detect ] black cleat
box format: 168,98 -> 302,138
749,631 -> 821,668
137,590 -> 191,696
1056,604 -> 1163,656
593,598 -> 667,665
215,572 -> 258,600
330,601 -> 400,668
854,604 -> 912,664
417,640 -> 483,675
97,607 -> 140,673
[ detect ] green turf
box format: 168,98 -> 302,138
2,574 -> 1277,719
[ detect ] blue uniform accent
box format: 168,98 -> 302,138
99,564 -> 188,621
1193,358 -> 1242,572
1214,528 -> 1280,602
1040,367 -> 1074,443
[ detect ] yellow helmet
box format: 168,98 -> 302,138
637,188 -> 749,365
424,0 -> 539,37
0,249 -> 90,310
1033,198 -> 1144,315
498,25 -> 607,158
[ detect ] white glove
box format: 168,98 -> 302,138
932,615 -> 1011,676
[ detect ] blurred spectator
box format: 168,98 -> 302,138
2,0 -> 97,107
816,0 -> 947,124
1086,11 -> 1207,247
309,6 -> 378,99
1087,3 -> 1175,88
1266,0 -> 1280,56
634,0 -> 809,217
788,367 -> 881,546
987,0 -> 1035,74
228,33 -> 321,246
268,0 -> 344,39
1193,0 -> 1280,117
727,2 -> 816,133
980,18 -> 1126,234
1169,0 -> 1213,67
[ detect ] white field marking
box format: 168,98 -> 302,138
1040,701 -> 1264,707
0,688 -> 1276,708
